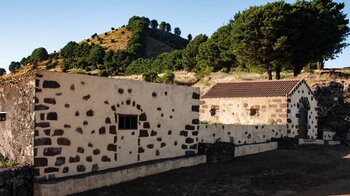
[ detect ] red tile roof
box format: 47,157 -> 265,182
202,80 -> 301,98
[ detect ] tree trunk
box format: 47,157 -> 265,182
316,60 -> 324,70
267,69 -> 272,80
275,66 -> 281,80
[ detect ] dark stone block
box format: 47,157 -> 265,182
139,130 -> 149,137
182,144 -> 188,149
180,130 -> 188,137
192,119 -> 199,124
107,144 -> 117,152
57,138 -> 71,145
186,138 -> 194,144
44,98 -> 56,105
118,88 -> 124,94
109,126 -> 117,134
36,122 -> 50,128
88,143 -> 93,147
287,118 -> 292,123
35,138 -> 51,146
47,112 -> 58,120
128,89 -> 132,93
44,167 -> 59,173
143,122 -> 150,129
93,149 -> 100,155
92,164 -> 99,171
64,124 -> 71,128
64,103 -> 70,108
35,105 -> 49,111
77,165 -> 86,172
44,147 -> 62,156
192,131 -> 199,136
192,105 -> 199,112
138,147 -> 145,153
35,97 -> 39,104
114,153 -> 118,161
111,105 -> 116,111
157,107 -> 162,111
76,127 -> 83,134
152,92 -> 157,97
189,144 -> 197,149
136,104 -> 141,110
70,84 -> 75,91
114,136 -> 118,143
104,100 -> 109,104
43,129 -> 50,136
83,94 -> 91,101
161,142 -> 166,148
75,111 -> 80,116
35,158 -> 48,167
105,117 -> 111,124
155,150 -> 160,156
77,147 -> 84,153
99,127 -> 106,134
69,155 -> 80,163
157,124 -> 161,128
156,137 -> 162,142
101,156 -> 111,162
185,125 -> 195,130
147,144 -> 154,149
36,88 -> 42,92
151,130 -> 157,136
126,99 -> 131,105
55,157 -> 65,166
56,92 -> 62,96
168,130 -> 172,135
192,92 -> 200,99
84,121 -> 88,125
139,113 -> 147,121
63,167 -> 69,173
86,156 -> 92,162
86,109 -> 94,117
43,80 -> 60,88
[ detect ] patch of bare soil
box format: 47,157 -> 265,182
75,145 -> 350,196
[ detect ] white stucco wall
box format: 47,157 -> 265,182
34,71 -> 200,180
287,81 -> 318,139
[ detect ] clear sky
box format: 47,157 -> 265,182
0,0 -> 349,72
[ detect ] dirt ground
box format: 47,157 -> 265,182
75,145 -> 350,196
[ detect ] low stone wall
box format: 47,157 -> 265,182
34,155 -> 206,196
235,142 -> 278,157
0,166 -> 33,196
199,124 -> 287,145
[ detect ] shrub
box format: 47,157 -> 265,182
161,70 -> 175,84
110,39 -> 115,43
98,69 -> 109,77
111,27 -> 115,30
142,71 -> 159,82
104,32 -> 108,36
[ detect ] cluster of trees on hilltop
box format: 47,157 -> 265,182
126,0 -> 349,80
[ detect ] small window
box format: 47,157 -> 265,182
0,112 -> 6,121
210,105 -> 220,117
250,108 -> 259,116
118,114 -> 138,130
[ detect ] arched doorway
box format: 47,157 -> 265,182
298,97 -> 310,139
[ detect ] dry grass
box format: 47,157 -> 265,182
83,27 -> 132,51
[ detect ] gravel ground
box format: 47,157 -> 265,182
74,145 -> 350,196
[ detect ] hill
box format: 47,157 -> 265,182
3,16 -> 189,77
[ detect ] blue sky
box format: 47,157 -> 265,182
0,0 -> 349,71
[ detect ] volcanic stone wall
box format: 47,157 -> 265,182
287,81 -> 318,139
34,71 -> 200,180
199,124 -> 287,145
200,96 -> 288,125
0,72 -> 35,164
